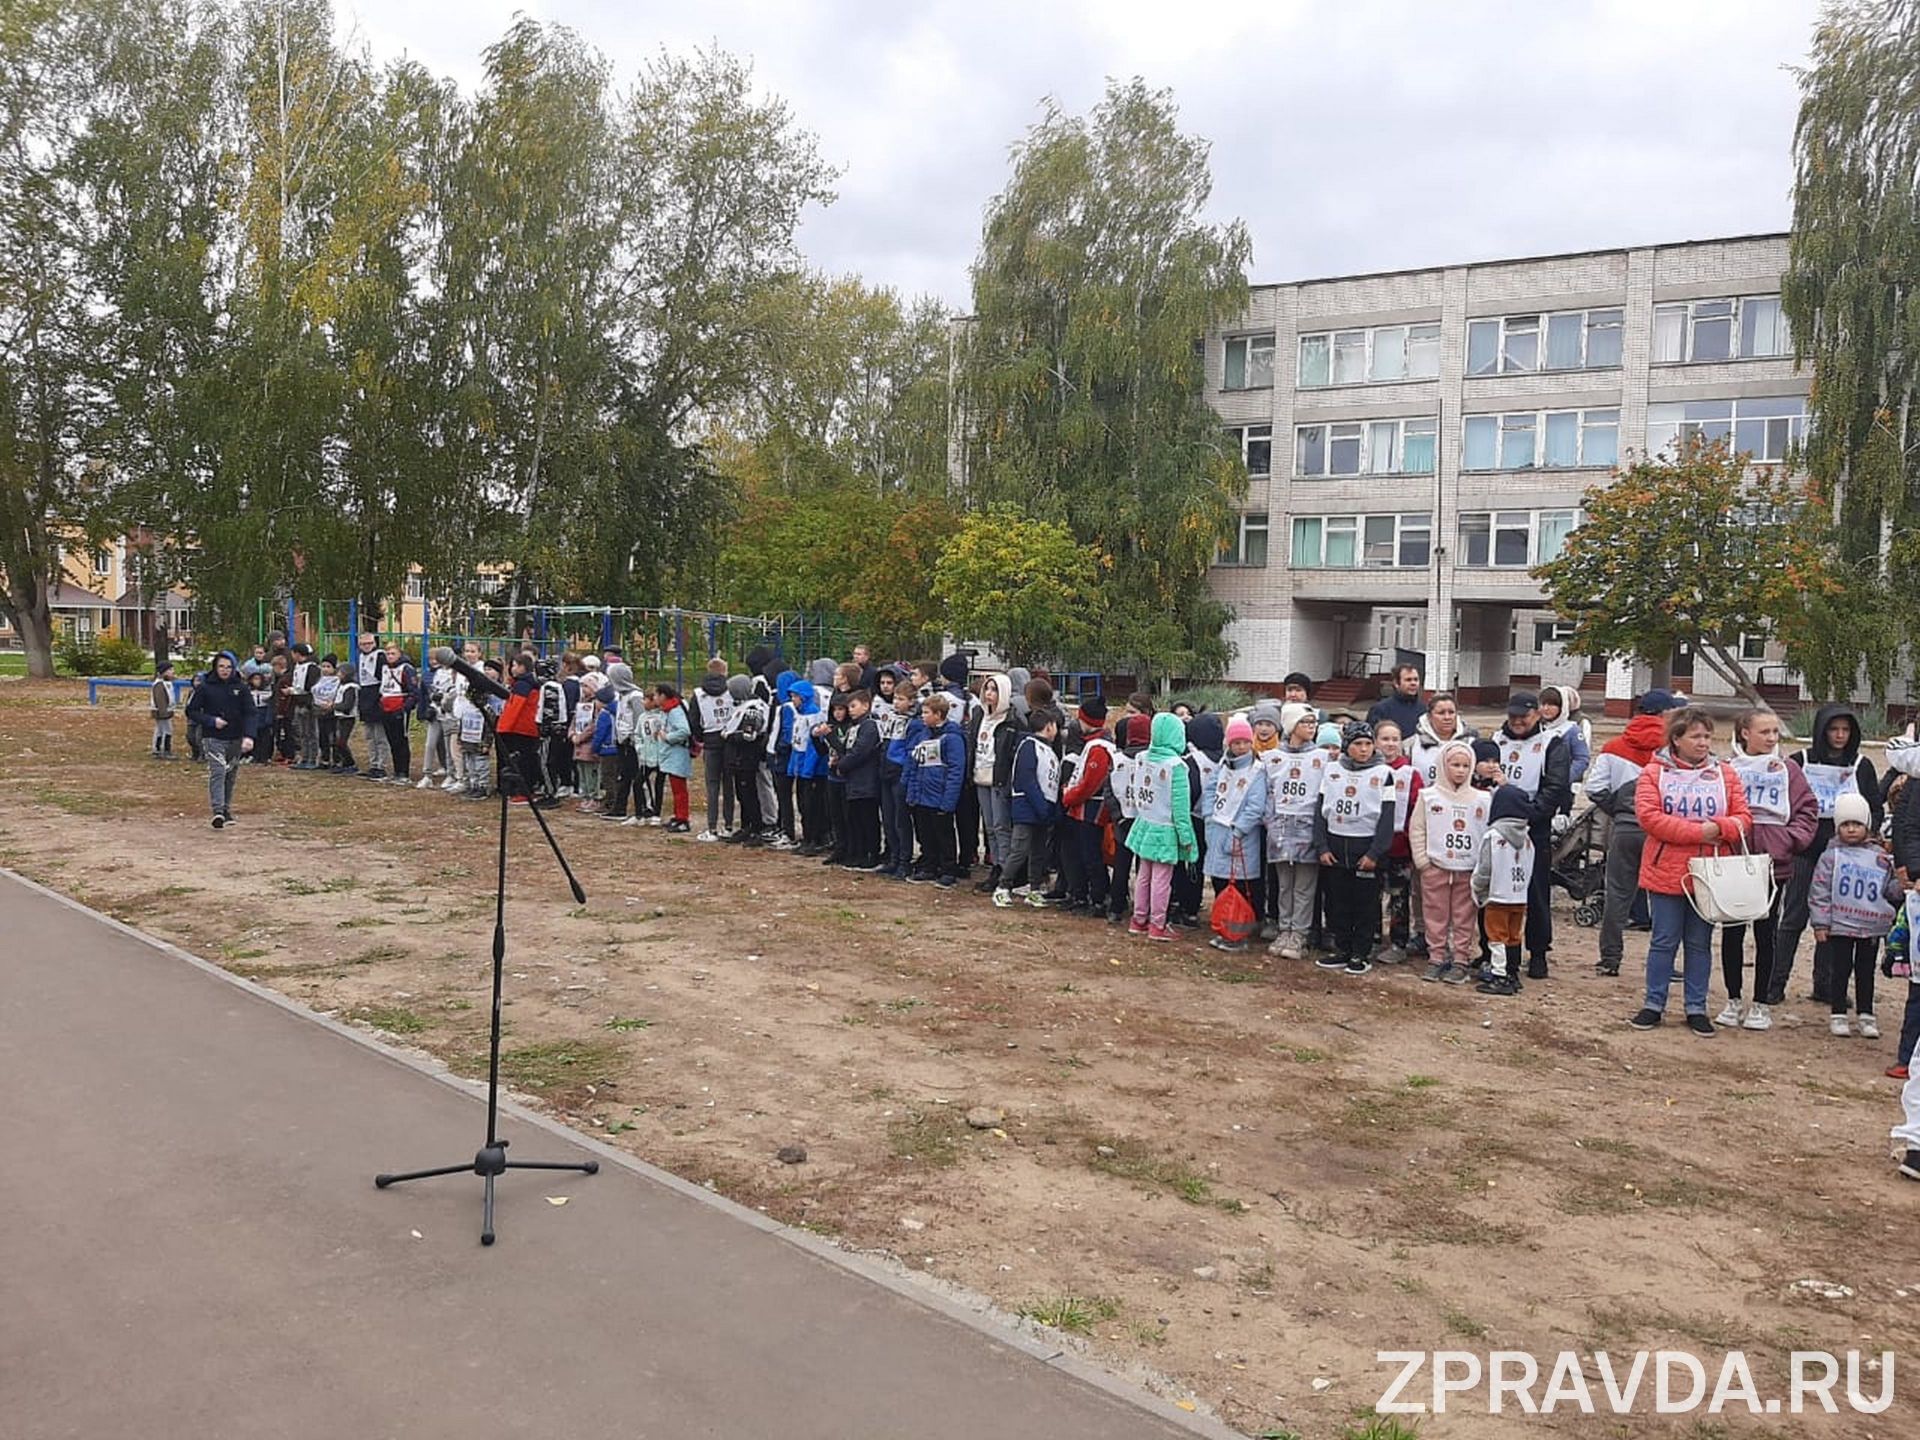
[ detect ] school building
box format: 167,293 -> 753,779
0,533 -> 192,653
1200,232 -> 1814,712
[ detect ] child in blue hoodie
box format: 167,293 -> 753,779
787,678 -> 827,853
904,692 -> 966,887
997,707 -> 1063,907
771,670 -> 805,844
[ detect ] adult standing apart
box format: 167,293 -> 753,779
1628,706 -> 1753,1036
185,651 -> 256,829
354,631 -> 391,780
1366,663 -> 1426,736
1717,707 -> 1817,1029
1492,690 -> 1573,978
1585,689 -> 1687,977
377,641 -> 418,784
851,644 -> 878,695
967,673 -> 1019,892
1773,703 -> 1881,1006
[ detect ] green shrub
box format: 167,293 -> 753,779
55,637 -> 103,675
97,636 -> 151,675
1165,684 -> 1260,715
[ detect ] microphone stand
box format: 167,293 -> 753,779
375,746 -> 597,1244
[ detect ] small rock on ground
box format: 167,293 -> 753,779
965,1106 -> 1003,1130
776,1144 -> 808,1165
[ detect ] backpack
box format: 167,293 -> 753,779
538,679 -> 570,737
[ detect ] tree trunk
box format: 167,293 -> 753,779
1696,639 -> 1766,706
6,575 -> 56,679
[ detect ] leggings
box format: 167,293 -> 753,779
1131,858 -> 1174,928
667,774 -> 690,823
1720,888 -> 1782,1001
1829,935 -> 1878,1016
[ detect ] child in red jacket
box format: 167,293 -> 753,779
1060,697 -> 1115,913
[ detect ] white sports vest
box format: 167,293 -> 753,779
1801,759 -> 1859,820
1657,763 -> 1728,822
1267,749 -> 1327,819
1320,763 -> 1390,839
1498,732 -> 1550,795
1390,764 -> 1414,834
1730,754 -> 1789,824
1422,792 -> 1489,871
1487,829 -> 1534,904
1131,757 -> 1178,826
1209,757 -> 1258,826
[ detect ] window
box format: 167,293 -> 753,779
1645,396 -> 1806,461
1226,423 -> 1272,477
92,549 -> 111,575
1740,632 -> 1768,661
1463,408 -> 1619,470
1223,333 -> 1275,389
1295,416 -> 1439,477
1533,620 -> 1577,648
1297,322 -> 1440,387
405,573 -> 425,601
1218,512 -> 1269,567
1467,308 -> 1624,375
1457,510 -> 1578,567
1294,513 -> 1430,568
1652,295 -> 1792,363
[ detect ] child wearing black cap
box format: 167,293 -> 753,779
1471,783 -> 1535,995
1314,721 -> 1396,975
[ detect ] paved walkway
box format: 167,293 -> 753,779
1,871 -> 1228,1440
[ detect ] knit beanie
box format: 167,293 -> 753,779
1224,716 -> 1255,745
939,653 -> 971,686
1280,702 -> 1314,737
1834,792 -> 1872,829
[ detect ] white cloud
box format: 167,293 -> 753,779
332,0 -> 1817,307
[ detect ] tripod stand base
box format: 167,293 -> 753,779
376,1140 -> 598,1245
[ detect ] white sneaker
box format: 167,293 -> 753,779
416,776 -> 434,789
1714,998 -> 1747,1028
621,815 -> 644,827
648,816 -> 665,827
1272,933 -> 1303,960
1742,1003 -> 1773,1031
1830,1014 -> 1853,1037
696,829 -> 720,843
1859,1013 -> 1881,1039
440,777 -> 460,791
992,888 -> 1013,909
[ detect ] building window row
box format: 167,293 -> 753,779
1645,396 -> 1805,462
1220,506 -> 1582,571
1226,423 -> 1272,477
1295,416 -> 1438,478
1291,512 -> 1432,569
1458,509 -> 1579,568
1462,407 -> 1619,472
1223,293 -> 1790,392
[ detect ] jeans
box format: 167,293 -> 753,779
881,774 -> 912,870
1598,821 -> 1647,969
978,783 -> 1013,871
464,745 -> 492,795
1645,891 -> 1713,1015
1002,821 -> 1050,890
704,745 -> 732,832
204,737 -> 241,818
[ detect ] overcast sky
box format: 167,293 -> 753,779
334,0 -> 1820,309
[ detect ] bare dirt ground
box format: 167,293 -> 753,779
3,679 -> 1914,1439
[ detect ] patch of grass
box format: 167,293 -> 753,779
1441,1304 -> 1487,1339
888,1108 -> 967,1169
354,1005 -> 426,1035
1255,1431 -> 1304,1440
1576,1135 -> 1640,1157
1391,1273 -> 1429,1296
1271,1044 -> 1328,1064
1798,1076 -> 1884,1105
349,943 -> 407,966
1088,1137 -> 1240,1209
1340,1419 -> 1422,1440
1241,1261 -> 1276,1292
1016,1294 -> 1120,1336
883,996 -> 923,1012
1129,1321 -> 1167,1347
604,1015 -> 653,1031
496,1038 -> 623,1092
1404,1074 -> 1440,1089
218,939 -> 270,962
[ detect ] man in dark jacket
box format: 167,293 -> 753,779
185,651 -> 258,828
1366,664 -> 1427,735
1493,691 -> 1573,978
1583,688 -> 1685,975
940,652 -> 980,872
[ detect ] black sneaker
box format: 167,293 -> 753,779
1476,975 -> 1518,996
1900,1150 -> 1920,1181
1526,955 -> 1549,980
1422,961 -> 1449,983
1684,1013 -> 1715,1037
222,812 -> 237,826
1628,1008 -> 1663,1030
1595,960 -> 1620,977
1343,956 -> 1373,976
1314,954 -> 1347,971
936,876 -> 956,889
363,769 -> 386,781
211,814 -> 225,830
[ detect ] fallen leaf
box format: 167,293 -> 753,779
546,1196 -> 570,1206
1174,1400 -> 1197,1412
410,1229 -> 422,1239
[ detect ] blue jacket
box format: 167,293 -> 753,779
787,688 -> 826,780
591,707 -> 618,758
657,699 -> 694,780
1009,733 -> 1059,826
1202,753 -> 1269,880
903,721 -> 965,811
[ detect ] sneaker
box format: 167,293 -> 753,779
210,814 -> 225,830
1147,924 -> 1174,943
1889,1063 -> 1911,1079
1422,961 -> 1449,983
363,769 -> 386,781
1901,1150 -> 1920,1181
1628,1008 -> 1663,1030
1343,956 -> 1372,976
1526,955 -> 1549,980
1476,974 -> 1517,995
1714,998 -> 1747,1028
416,776 -> 434,789
992,888 -> 1013,909
1259,922 -> 1280,942
621,816 -> 644,827
696,830 -> 720,843
1127,919 -> 1150,938
1742,1003 -> 1774,1032
1026,890 -> 1049,909
1406,936 -> 1429,958
1860,1014 -> 1882,1039
1208,936 -> 1248,952
1279,935 -> 1304,961
1594,960 -> 1621,977
1830,1014 -> 1853,1037
936,876 -> 956,889
1375,945 -> 1406,965
441,777 -> 461,791
221,811 -> 237,826
649,816 -> 665,827
768,836 -> 796,852
1314,954 -> 1347,971
1684,1013 -> 1715,1037
666,820 -> 690,834
1441,966 -> 1470,986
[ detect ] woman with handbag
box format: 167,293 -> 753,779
1628,706 -> 1754,1037
1717,708 -> 1818,1031
1204,717 -> 1268,953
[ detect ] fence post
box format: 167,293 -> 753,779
421,598 -> 430,662
601,608 -> 613,652
672,609 -> 684,693
535,606 -> 547,657
348,598 -> 358,653
256,598 -> 264,647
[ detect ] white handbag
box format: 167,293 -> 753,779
1684,837 -> 1775,925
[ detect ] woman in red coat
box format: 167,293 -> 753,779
1629,706 -> 1754,1036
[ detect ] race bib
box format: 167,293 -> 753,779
1423,794 -> 1488,871
1132,758 -> 1177,827
1499,736 -> 1548,795
1658,764 -> 1728,822
1731,755 -> 1789,823
1210,760 -> 1255,826
459,708 -> 485,744
1488,831 -> 1534,903
1802,761 -> 1858,820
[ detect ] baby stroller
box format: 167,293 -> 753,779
1550,804 -> 1609,927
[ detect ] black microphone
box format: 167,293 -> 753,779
444,652 -> 508,702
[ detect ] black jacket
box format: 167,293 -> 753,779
1792,701 -> 1882,840
186,669 -> 256,741
1497,721 -> 1573,831
838,716 -> 882,801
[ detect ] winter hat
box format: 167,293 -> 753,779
1489,784 -> 1532,823
1283,671 -> 1314,697
1224,716 -> 1255,745
605,662 -> 636,694
726,673 -> 752,702
939,653 -> 971,686
1079,695 -> 1108,723
1248,701 -> 1282,732
578,671 -> 606,702
1123,714 -> 1154,748
292,642 -> 314,658
581,654 -> 601,670
1315,721 -> 1343,748
706,656 -> 728,676
1342,720 -> 1376,749
1280,702 -> 1314,737
1471,739 -> 1502,765
1834,793 -> 1872,829
1637,688 -> 1685,715
1186,710 -> 1225,762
